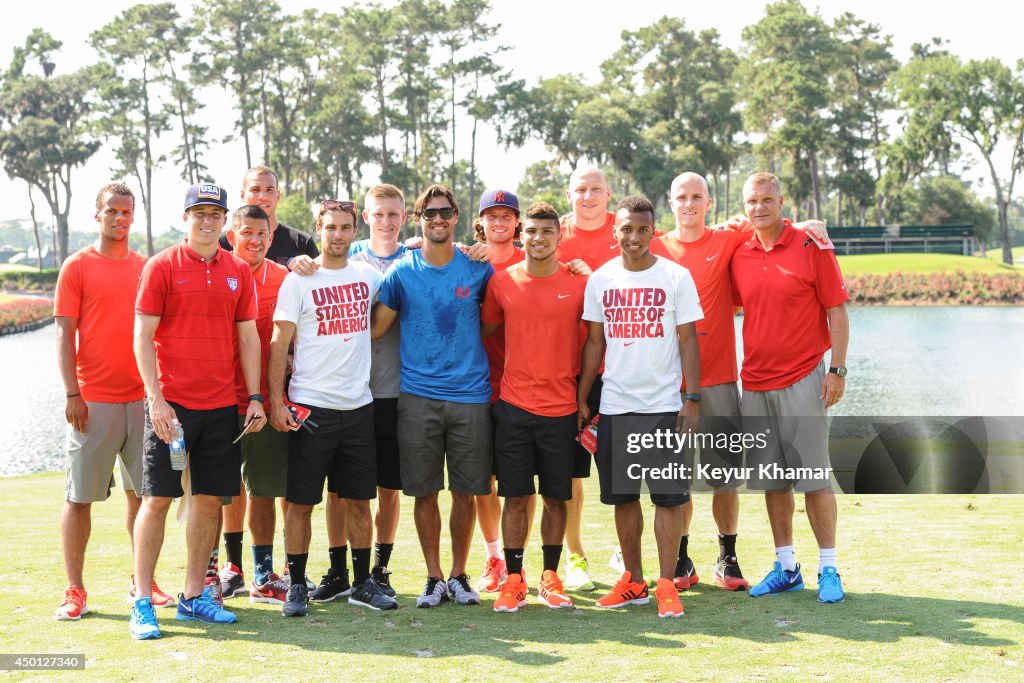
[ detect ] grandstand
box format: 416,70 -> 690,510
829,224 -> 975,255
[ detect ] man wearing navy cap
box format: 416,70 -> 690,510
129,183 -> 266,639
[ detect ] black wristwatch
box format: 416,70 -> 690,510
684,392 -> 702,402
828,366 -> 848,378
248,393 -> 265,403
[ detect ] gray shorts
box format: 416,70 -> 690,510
65,400 -> 144,503
397,392 -> 492,497
238,415 -> 288,498
682,382 -> 745,490
741,361 -> 835,493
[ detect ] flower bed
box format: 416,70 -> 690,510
0,298 -> 54,335
846,271 -> 1024,305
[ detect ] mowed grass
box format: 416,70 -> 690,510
837,252 -> 1019,274
984,245 -> 1024,265
0,263 -> 37,272
1,473 -> 1022,681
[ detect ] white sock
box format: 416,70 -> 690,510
775,545 -> 797,572
819,548 -> 837,575
485,539 -> 503,559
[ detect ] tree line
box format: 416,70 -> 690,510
0,0 -> 1020,265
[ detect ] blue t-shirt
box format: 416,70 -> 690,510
378,249 -> 493,402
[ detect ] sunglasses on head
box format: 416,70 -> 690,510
421,207 -> 456,220
319,199 -> 356,214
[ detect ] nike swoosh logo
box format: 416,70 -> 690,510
177,279 -> 189,284
624,341 -> 636,347
557,294 -> 570,299
343,336 -> 354,342
609,244 -> 618,249
706,255 -> 718,262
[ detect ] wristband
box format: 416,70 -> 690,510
684,392 -> 701,402
248,394 -> 265,403
66,392 -> 81,398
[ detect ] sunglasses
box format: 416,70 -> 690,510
421,207 -> 456,220
319,199 -> 356,214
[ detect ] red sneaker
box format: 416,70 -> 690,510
127,576 -> 177,608
493,573 -> 527,613
56,585 -> 89,621
656,578 -> 685,618
537,570 -> 572,609
673,557 -> 700,591
476,556 -> 507,593
596,572 -> 649,608
250,573 -> 290,605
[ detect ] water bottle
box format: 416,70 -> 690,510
169,419 -> 187,471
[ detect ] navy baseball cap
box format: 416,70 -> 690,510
184,183 -> 229,211
479,189 -> 520,217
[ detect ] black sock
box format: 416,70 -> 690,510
675,535 -> 690,574
329,545 -> 348,574
542,544 -> 563,573
373,542 -> 394,569
719,533 -> 738,560
505,547 -> 524,576
286,553 -> 308,586
352,548 -> 372,585
224,532 -> 244,570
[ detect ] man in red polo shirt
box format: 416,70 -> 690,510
730,172 -> 849,605
128,184 -> 266,640
482,201 -> 586,612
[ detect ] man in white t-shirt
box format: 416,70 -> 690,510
577,195 -> 703,619
267,200 -> 395,616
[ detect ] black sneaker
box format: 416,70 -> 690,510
372,566 -> 396,598
349,577 -> 398,611
310,568 -> 351,603
713,555 -> 751,591
282,583 -> 308,617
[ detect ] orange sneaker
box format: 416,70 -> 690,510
537,570 -> 572,609
596,571 -> 649,608
477,556 -> 507,593
128,576 -> 177,608
493,573 -> 528,613
56,585 -> 89,621
656,578 -> 685,618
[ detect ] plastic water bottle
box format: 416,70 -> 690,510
169,419 -> 187,471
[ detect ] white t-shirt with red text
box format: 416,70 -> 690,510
583,256 -> 704,414
274,262 -> 383,410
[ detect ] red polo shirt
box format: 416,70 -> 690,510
730,222 -> 849,391
136,240 -> 257,410
651,227 -> 750,389
233,259 -> 289,413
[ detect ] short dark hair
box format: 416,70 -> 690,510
96,182 -> 135,211
616,195 -> 655,221
525,201 -> 560,223
231,204 -> 270,229
413,184 -> 459,218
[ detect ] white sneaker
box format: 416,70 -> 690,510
416,577 -> 449,608
446,574 -> 481,605
609,546 -> 626,575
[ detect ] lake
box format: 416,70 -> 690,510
1,306 -> 1022,477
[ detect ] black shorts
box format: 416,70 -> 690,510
573,373 -> 603,478
373,398 -> 401,490
493,400 -> 576,501
287,402 -> 377,505
595,412 -> 689,507
143,402 -> 241,498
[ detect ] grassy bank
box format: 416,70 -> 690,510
837,252 -> 1018,274
0,472 -> 1021,680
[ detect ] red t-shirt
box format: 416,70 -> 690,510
482,263 -> 588,417
53,246 -> 147,402
135,240 -> 257,410
483,246 -> 526,401
557,212 -> 619,270
233,259 -> 289,413
730,223 -> 850,391
650,228 -> 750,389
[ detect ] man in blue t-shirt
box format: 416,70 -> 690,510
372,184 -> 494,608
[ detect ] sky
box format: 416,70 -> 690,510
1,0 -> 1022,235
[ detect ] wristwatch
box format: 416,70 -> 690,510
828,366 -> 848,378
248,393 -> 265,403
683,392 -> 702,402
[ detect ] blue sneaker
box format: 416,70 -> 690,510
130,597 -> 161,640
176,592 -> 237,624
749,562 -> 804,597
817,566 -> 845,603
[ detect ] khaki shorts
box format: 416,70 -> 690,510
682,382 -> 745,490
65,400 -> 144,503
741,361 -> 835,493
239,415 -> 288,498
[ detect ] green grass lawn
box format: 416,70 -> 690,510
1,473 -> 1021,680
0,263 -> 38,273
837,252 -> 1019,274
984,245 -> 1024,264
